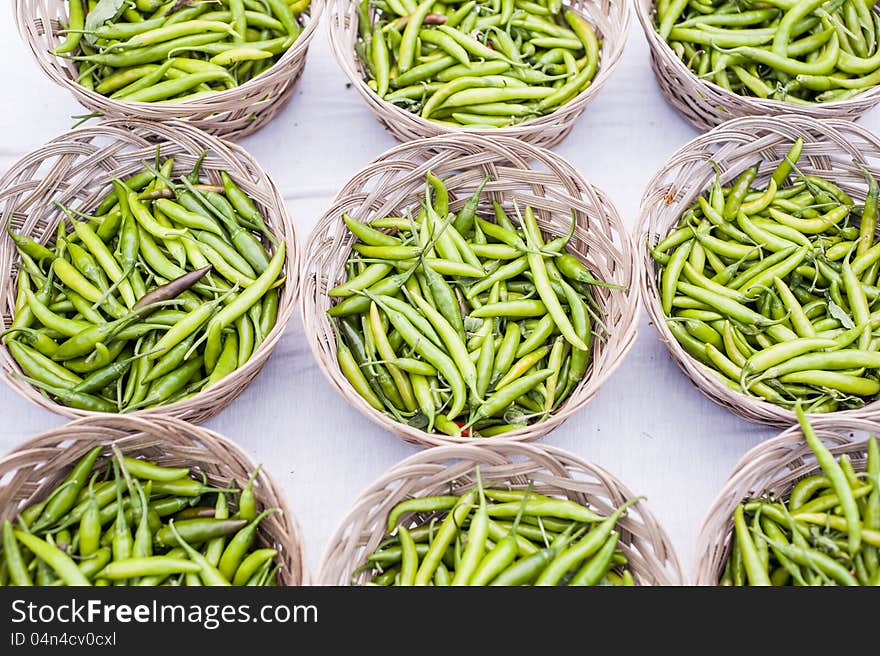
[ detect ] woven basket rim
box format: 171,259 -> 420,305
0,412 -> 309,585
301,131 -> 640,447
13,0 -> 325,110
317,438 -> 685,585
636,113 -> 880,426
633,0 -> 880,125
326,0 -> 631,144
0,116 -> 301,424
692,415 -> 878,585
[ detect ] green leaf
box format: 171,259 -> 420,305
84,0 -> 127,45
827,298 -> 855,329
406,412 -> 429,430
463,316 -> 483,333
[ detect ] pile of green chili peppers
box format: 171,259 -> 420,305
651,137 -> 880,413
359,469 -> 638,586
721,405 -> 880,586
654,0 -> 880,104
3,153 -> 285,413
355,0 -> 601,127
329,171 -> 617,438
56,0 -> 309,102
0,447 -> 282,586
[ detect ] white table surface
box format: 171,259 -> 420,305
3,8 -> 876,585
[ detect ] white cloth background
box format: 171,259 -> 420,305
3,10 -> 876,584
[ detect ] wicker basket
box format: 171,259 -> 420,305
14,0 -> 324,141
634,0 -> 880,131
638,114 -> 880,427
0,413 -> 308,585
301,133 -> 639,448
0,117 -> 300,424
317,440 -> 684,585
693,416 -> 876,585
327,0 -> 631,148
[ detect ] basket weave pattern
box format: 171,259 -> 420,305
327,0 -> 631,147
14,0 -> 324,140
302,133 -> 638,447
638,115 -> 880,426
693,416 -> 875,585
0,414 -> 308,585
0,118 -> 300,424
634,0 -> 880,131
317,440 -> 684,585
